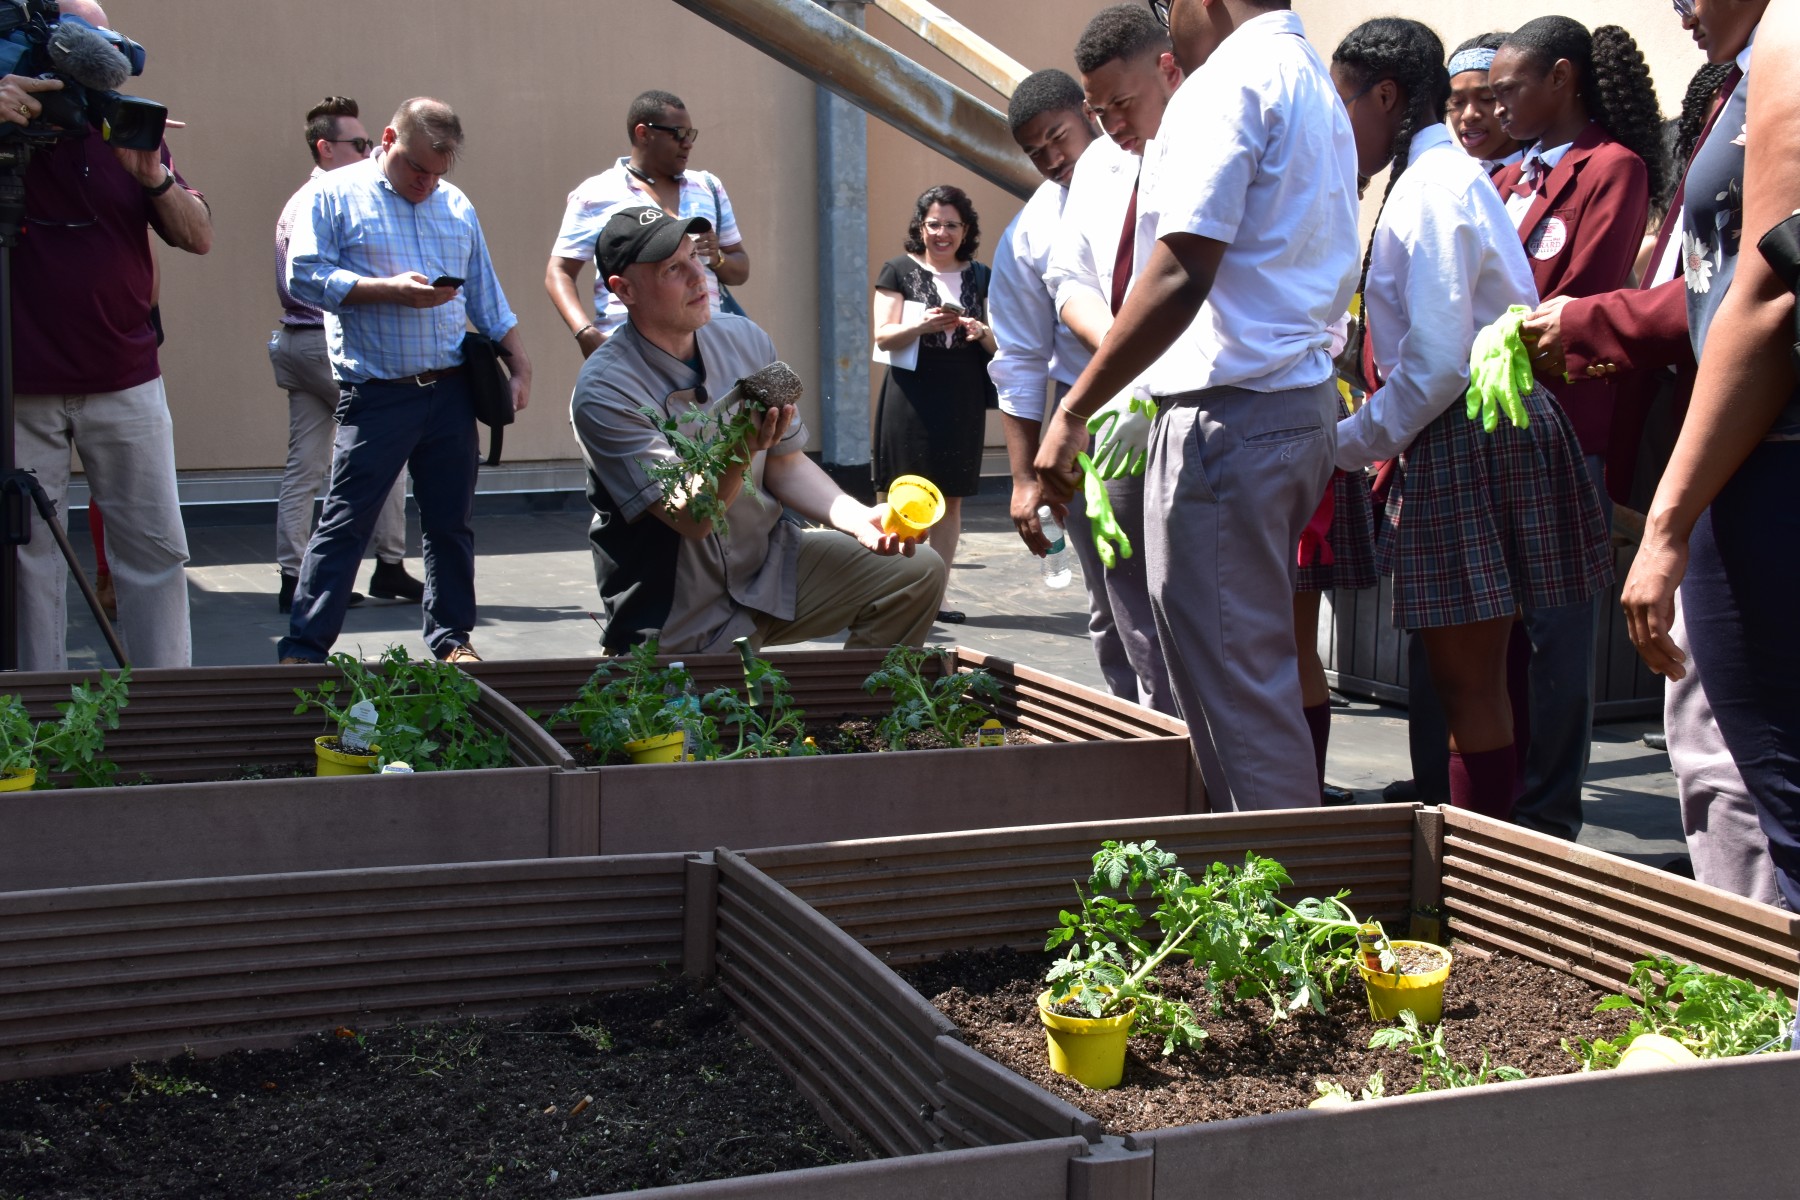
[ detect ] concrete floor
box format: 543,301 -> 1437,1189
59,488 -> 1684,866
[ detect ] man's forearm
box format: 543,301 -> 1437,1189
1000,412 -> 1042,485
1059,235 -> 1220,419
149,178 -> 211,254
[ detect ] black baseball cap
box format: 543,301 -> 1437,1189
596,206 -> 713,280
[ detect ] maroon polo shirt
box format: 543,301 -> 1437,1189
12,129 -> 197,395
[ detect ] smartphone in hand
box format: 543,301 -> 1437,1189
936,301 -> 965,317
431,275 -> 465,288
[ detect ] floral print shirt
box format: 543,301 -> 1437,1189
1682,49 -> 1800,438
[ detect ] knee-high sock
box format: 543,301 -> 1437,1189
1449,746 -> 1517,820
1303,702 -> 1332,792
1507,621 -> 1531,776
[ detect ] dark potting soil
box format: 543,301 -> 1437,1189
0,980 -> 854,1199
905,946 -> 1632,1133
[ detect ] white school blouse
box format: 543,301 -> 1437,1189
1134,9 -> 1360,397
1045,135 -> 1139,325
1334,124 -> 1540,471
988,177 -> 1091,422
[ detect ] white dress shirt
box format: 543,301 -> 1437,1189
1135,8 -> 1360,396
1503,139 -> 1573,227
1046,136 -> 1139,324
1335,124 -> 1540,470
988,178 -> 1092,421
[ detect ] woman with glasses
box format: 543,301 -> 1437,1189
872,185 -> 998,615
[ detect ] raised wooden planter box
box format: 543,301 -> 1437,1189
5,806 -> 1795,1196
718,805 -> 1800,1197
469,647 -> 1200,856
0,665 -> 584,891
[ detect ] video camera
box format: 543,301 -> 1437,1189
0,0 -> 164,149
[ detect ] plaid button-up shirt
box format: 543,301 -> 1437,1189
287,152 -> 517,384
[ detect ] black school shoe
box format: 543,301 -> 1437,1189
368,558 -> 425,603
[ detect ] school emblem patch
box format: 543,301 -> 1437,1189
1527,216 -> 1568,261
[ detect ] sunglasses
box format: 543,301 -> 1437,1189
1673,0 -> 1696,17
642,122 -> 700,148
1148,0 -> 1170,29
325,137 -> 375,154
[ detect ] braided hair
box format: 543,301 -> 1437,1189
1332,18 -> 1450,377
1502,17 -> 1667,188
1673,61 -> 1734,183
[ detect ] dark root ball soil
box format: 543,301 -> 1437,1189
0,979 -> 853,1199
905,945 -> 1630,1134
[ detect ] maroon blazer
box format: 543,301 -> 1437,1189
1556,70 -> 1741,505
1493,123 -> 1650,456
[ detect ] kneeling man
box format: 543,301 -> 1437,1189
572,207 -> 945,654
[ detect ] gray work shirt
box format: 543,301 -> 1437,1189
570,314 -> 808,653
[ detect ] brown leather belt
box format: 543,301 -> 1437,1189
374,364 -> 464,388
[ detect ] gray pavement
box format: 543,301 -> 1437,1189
59,488 -> 1683,866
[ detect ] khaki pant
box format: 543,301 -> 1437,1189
270,326 -> 407,575
752,529 -> 946,650
17,377 -> 191,670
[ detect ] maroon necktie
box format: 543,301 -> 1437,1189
1110,171 -> 1140,317
1646,65 -> 1744,281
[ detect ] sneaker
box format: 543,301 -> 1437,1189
369,558 -> 425,603
439,643 -> 482,664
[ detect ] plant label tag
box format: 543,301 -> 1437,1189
978,718 -> 1005,748
341,699 -> 378,753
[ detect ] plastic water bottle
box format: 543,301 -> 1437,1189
1036,505 -> 1073,589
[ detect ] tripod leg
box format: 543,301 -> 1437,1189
23,478 -> 129,670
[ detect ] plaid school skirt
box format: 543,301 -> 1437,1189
1295,467 -> 1378,593
1376,386 -> 1612,630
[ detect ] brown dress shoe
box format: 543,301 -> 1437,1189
439,643 -> 482,664
278,656 -> 318,665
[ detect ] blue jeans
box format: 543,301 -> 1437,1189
278,372 -> 479,661
1682,442 -> 1800,909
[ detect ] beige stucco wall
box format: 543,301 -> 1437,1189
111,1 -> 1709,477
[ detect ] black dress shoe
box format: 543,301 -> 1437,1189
1642,731 -> 1668,751
369,558 -> 425,602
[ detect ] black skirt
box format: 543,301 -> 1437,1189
872,343 -> 995,497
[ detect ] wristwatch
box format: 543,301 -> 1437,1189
143,167 -> 176,197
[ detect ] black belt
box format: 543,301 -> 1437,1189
284,322 -> 325,331
371,364 -> 464,388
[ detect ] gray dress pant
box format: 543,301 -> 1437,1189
1667,597 -> 1786,908
1145,381 -> 1336,810
1050,383 -> 1175,715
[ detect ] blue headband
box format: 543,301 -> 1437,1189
1447,47 -> 1497,77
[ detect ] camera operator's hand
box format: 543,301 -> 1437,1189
0,74 -> 63,127
113,144 -> 170,189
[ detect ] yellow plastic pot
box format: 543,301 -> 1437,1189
1615,1033 -> 1699,1073
1038,989 -> 1135,1090
0,767 -> 35,792
625,731 -> 688,764
314,736 -> 379,777
882,475 -> 945,539
1358,940 -> 1453,1023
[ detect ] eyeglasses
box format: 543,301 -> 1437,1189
923,220 -> 965,233
325,137 -> 375,154
1148,0 -> 1171,30
1672,0 -> 1696,17
642,122 -> 699,147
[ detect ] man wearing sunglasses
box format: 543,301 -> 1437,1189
270,96 -> 422,617
547,90 -> 751,358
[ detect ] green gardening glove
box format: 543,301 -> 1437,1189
1076,452 -> 1131,568
1465,305 -> 1533,433
1086,387 -> 1158,479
